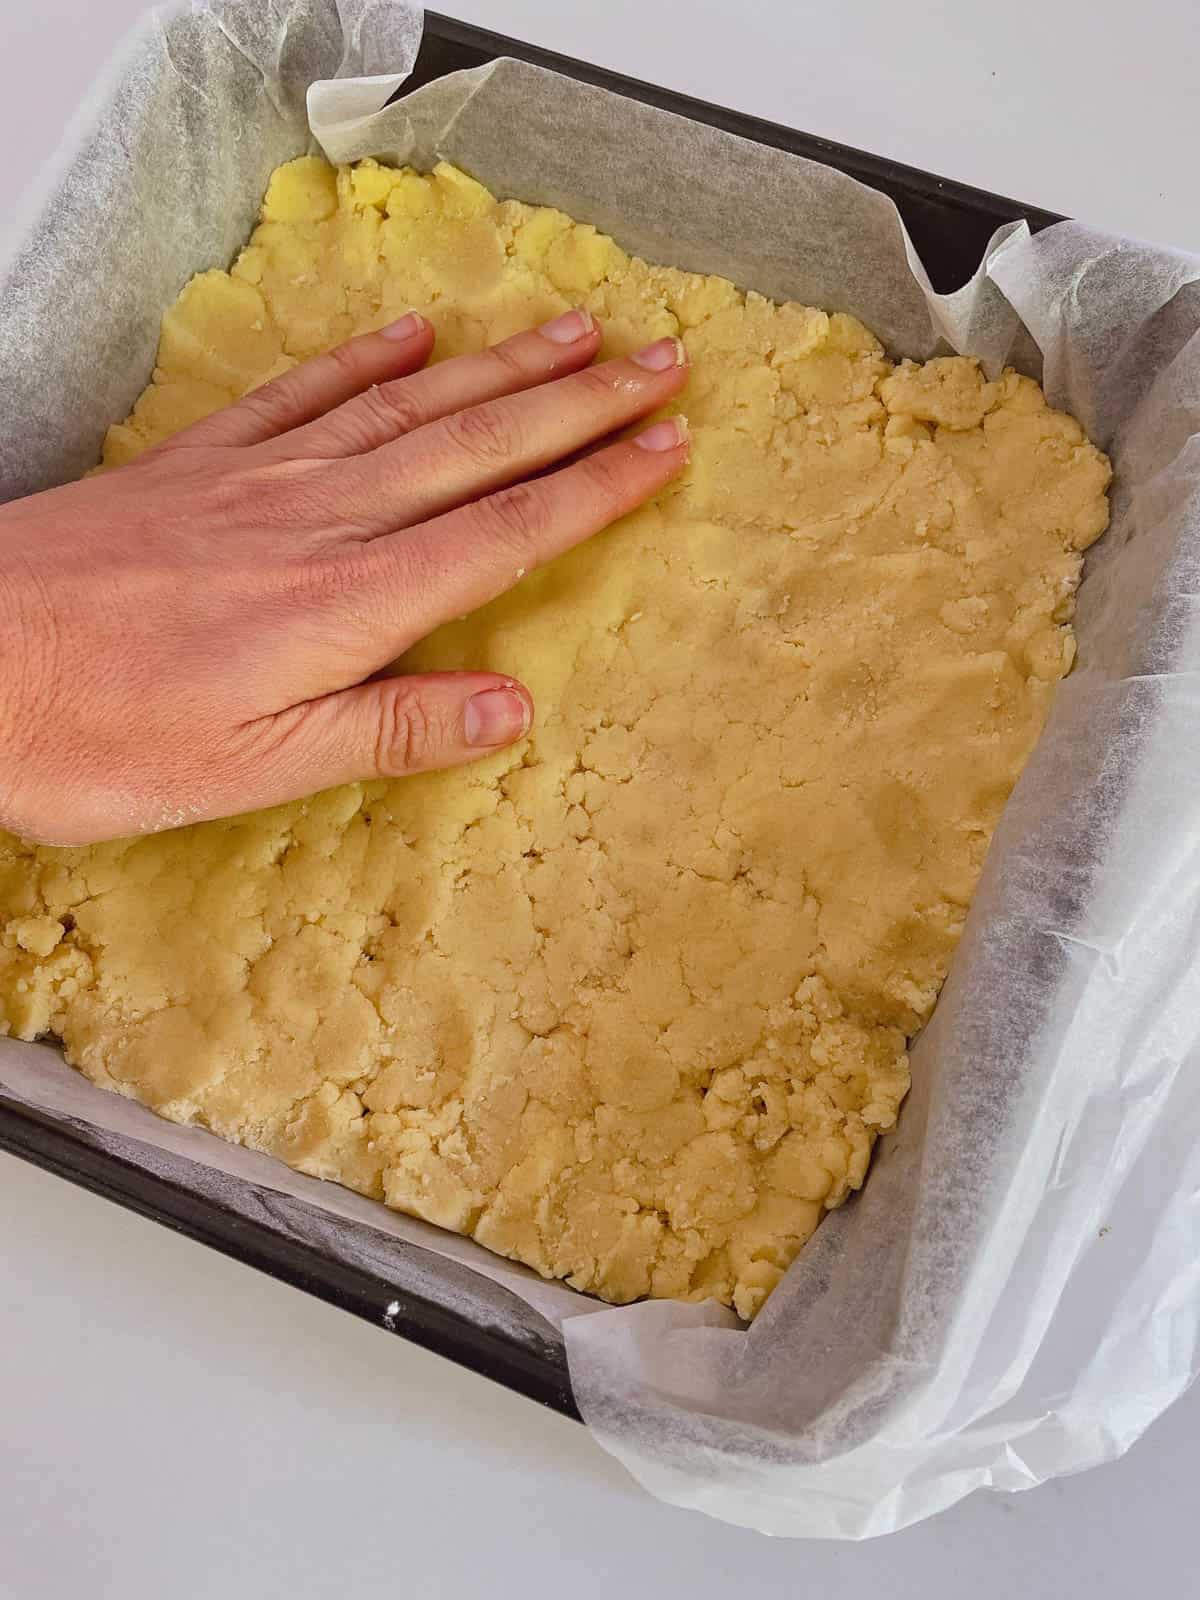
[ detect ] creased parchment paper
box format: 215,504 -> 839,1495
2,0 -> 1199,1540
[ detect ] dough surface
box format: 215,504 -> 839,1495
0,158 -> 1111,1318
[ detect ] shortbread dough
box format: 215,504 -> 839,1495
0,158 -> 1111,1318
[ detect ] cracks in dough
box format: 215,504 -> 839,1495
0,157 -> 1111,1322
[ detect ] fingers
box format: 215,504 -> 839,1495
245,672 -> 534,800
274,307 -> 604,460
337,334 -> 690,533
346,417 -> 689,650
174,312 -> 436,448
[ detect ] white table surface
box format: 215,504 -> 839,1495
1,2 -> 1197,1593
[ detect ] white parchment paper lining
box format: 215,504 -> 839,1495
1,0 -> 1198,1540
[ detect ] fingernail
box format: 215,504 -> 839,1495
380,310 -> 425,341
464,687 -> 531,748
631,336 -> 686,372
634,415 -> 690,452
538,308 -> 597,344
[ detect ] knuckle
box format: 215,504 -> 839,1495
364,379 -> 427,435
483,340 -> 530,387
324,340 -> 364,383
235,377 -> 299,436
475,479 -> 548,557
571,363 -> 620,406
580,448 -> 631,517
352,381 -> 428,444
278,549 -> 362,607
443,401 -> 522,472
199,464 -> 263,526
226,459 -> 337,535
281,542 -> 420,638
375,684 -> 438,776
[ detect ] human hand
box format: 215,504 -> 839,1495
0,309 -> 688,846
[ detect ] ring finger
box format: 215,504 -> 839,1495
271,308 -> 605,462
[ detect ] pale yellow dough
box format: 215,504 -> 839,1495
0,157 -> 1111,1318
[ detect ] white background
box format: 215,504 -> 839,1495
1,1 -> 1197,1594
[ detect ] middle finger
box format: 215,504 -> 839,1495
332,335 -> 689,537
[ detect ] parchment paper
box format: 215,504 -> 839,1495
2,0 -> 1199,1540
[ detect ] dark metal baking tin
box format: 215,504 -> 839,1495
0,11 -> 1062,1422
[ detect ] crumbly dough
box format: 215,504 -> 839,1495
0,158 -> 1111,1318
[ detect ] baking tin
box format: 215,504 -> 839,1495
0,10 -> 1063,1420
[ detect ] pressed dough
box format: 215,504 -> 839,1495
0,158 -> 1111,1318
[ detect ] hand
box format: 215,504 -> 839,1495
0,309 -> 689,847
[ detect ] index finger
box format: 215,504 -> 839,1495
344,417 -> 690,652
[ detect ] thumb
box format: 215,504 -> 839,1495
251,672 -> 533,799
